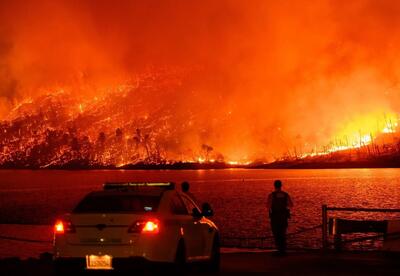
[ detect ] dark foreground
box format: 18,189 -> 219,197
1,250 -> 399,275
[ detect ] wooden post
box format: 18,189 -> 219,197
322,204 -> 328,250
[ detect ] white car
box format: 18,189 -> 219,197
53,182 -> 220,273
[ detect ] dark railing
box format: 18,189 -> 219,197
0,234 -> 51,244
221,224 -> 322,249
322,205 -> 400,250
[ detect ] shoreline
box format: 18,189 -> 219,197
0,151 -> 400,170
1,160 -> 400,170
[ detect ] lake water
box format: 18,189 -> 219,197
1,168 -> 400,257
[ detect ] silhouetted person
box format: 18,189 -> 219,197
267,180 -> 293,255
181,181 -> 189,192
181,181 -> 198,203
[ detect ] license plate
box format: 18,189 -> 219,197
86,255 -> 113,270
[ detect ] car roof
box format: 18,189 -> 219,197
85,189 -> 165,197
103,182 -> 174,190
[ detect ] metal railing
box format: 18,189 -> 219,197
322,205 -> 400,250
221,224 -> 322,249
0,234 -> 51,244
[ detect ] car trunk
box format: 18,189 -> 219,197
66,213 -> 143,245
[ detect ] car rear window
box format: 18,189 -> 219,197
73,194 -> 161,213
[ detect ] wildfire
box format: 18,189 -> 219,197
0,71 -> 186,168
301,112 -> 400,158
2,80 -> 399,168
197,157 -> 206,163
1,76 -> 399,169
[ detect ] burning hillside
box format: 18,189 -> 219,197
0,70 -> 229,168
1,71 -> 399,169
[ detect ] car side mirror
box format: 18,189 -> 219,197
201,202 -> 213,217
192,208 -> 202,218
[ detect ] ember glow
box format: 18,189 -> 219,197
1,1 -> 400,167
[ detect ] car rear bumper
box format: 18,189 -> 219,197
54,241 -> 176,263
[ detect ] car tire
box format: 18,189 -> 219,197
53,261 -> 75,276
205,236 -> 220,273
53,259 -> 85,276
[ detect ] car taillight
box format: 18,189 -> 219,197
128,219 -> 160,234
54,219 -> 76,234
54,220 -> 64,234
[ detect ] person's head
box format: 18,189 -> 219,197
181,181 -> 190,193
274,180 -> 282,190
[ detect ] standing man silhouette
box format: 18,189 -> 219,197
181,181 -> 198,203
267,180 -> 293,255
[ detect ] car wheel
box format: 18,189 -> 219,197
206,236 -> 220,273
53,260 -> 75,276
53,259 -> 85,276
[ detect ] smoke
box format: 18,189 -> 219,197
1,0 -> 400,161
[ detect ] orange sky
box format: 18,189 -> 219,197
1,0 -> 400,161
